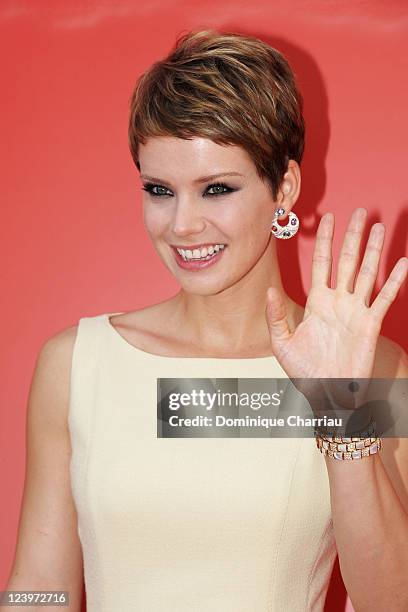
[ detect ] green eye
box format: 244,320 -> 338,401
141,181 -> 237,198
142,184 -> 171,197
205,182 -> 234,196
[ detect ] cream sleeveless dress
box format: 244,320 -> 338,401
68,313 -> 337,612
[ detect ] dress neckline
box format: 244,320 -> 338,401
103,312 -> 278,362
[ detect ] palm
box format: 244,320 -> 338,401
278,286 -> 378,378
266,208 -> 407,380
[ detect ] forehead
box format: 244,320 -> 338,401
138,136 -> 255,180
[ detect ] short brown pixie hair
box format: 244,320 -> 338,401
128,29 -> 305,201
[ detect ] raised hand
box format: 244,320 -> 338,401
265,207 -> 407,380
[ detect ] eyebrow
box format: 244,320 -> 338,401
140,172 -> 244,185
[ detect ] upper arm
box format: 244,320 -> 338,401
373,335 -> 408,514
4,324 -> 84,609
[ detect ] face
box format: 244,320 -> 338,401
138,136 -> 281,295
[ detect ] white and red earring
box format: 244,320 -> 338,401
270,207 -> 300,239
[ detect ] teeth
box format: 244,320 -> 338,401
176,244 -> 226,261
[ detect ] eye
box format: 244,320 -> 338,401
142,183 -> 172,197
141,181 -> 237,198
205,182 -> 235,196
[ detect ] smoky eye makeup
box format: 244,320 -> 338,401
141,181 -> 239,198
141,183 -> 171,197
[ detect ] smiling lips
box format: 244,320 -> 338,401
172,243 -> 227,270
175,243 -> 226,261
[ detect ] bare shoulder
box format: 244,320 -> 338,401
372,334 -> 408,378
40,321 -> 79,356
32,323 -> 80,422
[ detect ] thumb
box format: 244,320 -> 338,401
265,287 -> 292,349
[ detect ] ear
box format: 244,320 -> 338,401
275,160 -> 301,221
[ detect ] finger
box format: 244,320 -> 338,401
265,287 -> 292,350
370,257 -> 408,322
311,212 -> 334,288
336,208 -> 367,292
354,223 -> 385,305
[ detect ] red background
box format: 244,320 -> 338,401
1,2 -> 407,611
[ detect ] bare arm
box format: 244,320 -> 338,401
1,325 -> 83,611
324,340 -> 408,612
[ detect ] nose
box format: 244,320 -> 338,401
171,196 -> 206,237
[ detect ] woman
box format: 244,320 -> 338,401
3,29 -> 408,612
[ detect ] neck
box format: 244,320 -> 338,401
169,238 -> 297,354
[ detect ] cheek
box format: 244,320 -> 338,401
224,201 -> 271,244
143,203 -> 168,237
210,200 -> 258,233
